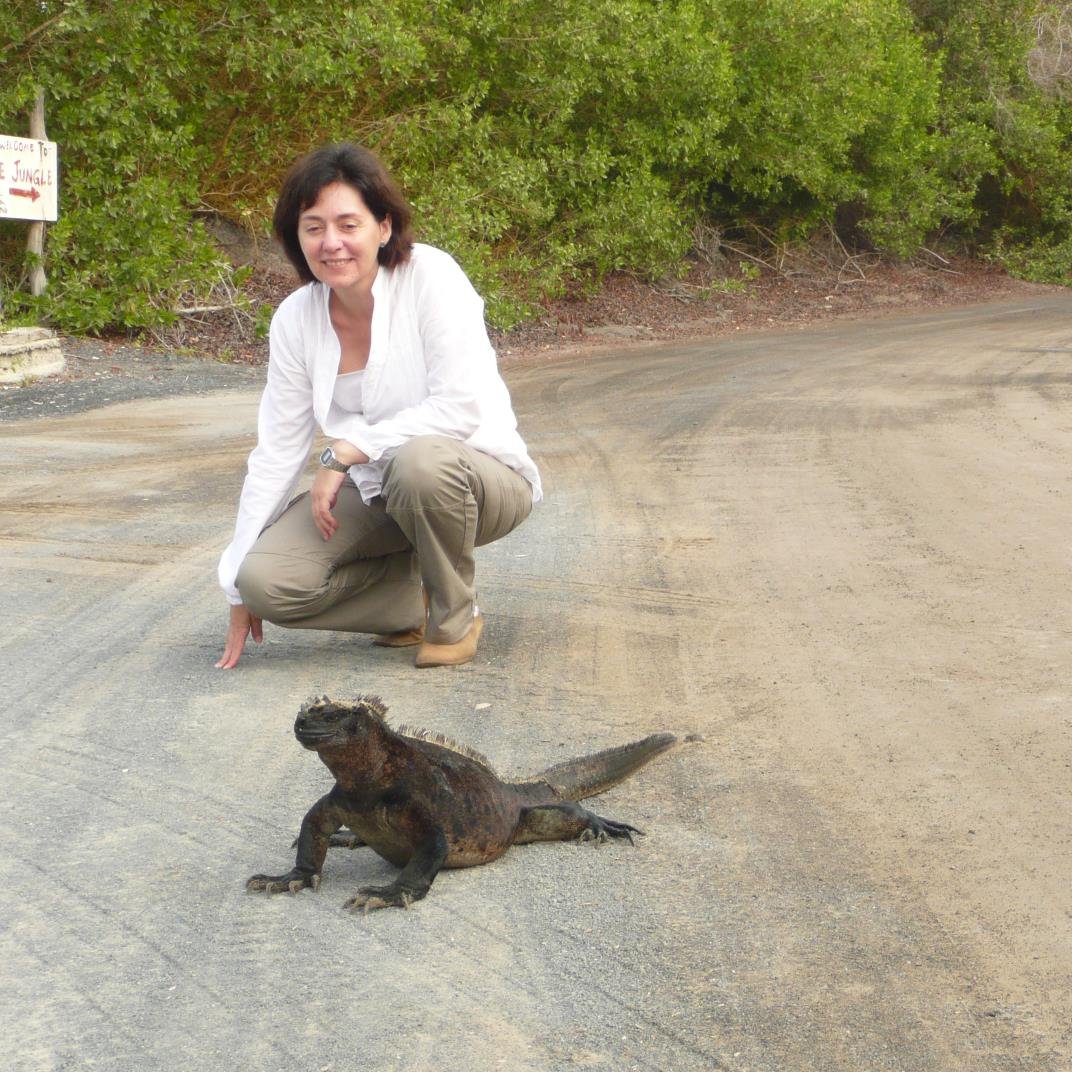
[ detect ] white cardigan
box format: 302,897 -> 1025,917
217,243 -> 542,604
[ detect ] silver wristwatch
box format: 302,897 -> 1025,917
319,445 -> 350,472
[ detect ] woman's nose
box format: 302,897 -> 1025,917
322,226 -> 343,249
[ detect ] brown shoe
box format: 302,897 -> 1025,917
415,614 -> 484,668
373,589 -> 429,647
372,626 -> 425,648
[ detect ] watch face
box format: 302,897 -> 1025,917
320,447 -> 334,465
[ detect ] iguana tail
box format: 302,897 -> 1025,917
531,733 -> 678,801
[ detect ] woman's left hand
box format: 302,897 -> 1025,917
310,440 -> 369,540
311,467 -> 348,540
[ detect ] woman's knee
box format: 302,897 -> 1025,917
236,552 -> 325,623
383,436 -> 469,507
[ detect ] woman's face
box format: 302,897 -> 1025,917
297,181 -> 391,295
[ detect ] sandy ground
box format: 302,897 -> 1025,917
1,293 -> 1071,1070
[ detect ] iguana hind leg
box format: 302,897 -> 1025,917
514,802 -> 643,845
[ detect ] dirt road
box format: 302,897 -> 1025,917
2,295 -> 1070,1070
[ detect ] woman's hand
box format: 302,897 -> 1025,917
311,440 -> 368,540
216,604 -> 264,669
311,467 -> 348,540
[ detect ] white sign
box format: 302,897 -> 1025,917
0,136 -> 58,222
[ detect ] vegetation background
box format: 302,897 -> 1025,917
1,0 -> 1070,336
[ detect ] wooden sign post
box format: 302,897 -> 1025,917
0,89 -> 65,383
1,89 -> 59,296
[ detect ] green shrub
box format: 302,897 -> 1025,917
1,0 -> 1068,338
1,2 -> 232,332
3,0 -> 737,331
907,0 -> 1072,283
203,0 -> 736,324
713,0 -> 958,252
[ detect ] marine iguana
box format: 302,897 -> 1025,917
247,695 -> 677,913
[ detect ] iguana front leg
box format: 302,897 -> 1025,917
247,793 -> 343,894
343,829 -> 450,913
514,802 -> 643,845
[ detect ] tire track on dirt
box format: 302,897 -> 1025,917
1,926 -> 149,1060
0,535 -> 221,722
3,855 -> 309,1068
9,753 -> 290,850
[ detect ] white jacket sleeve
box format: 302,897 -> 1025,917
336,255 -> 491,462
217,308 -> 316,603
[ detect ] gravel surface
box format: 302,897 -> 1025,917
4,293 -> 1072,1070
0,339 -> 264,422
1,256 -> 1053,423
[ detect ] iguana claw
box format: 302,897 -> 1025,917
580,816 -> 643,845
246,870 -> 321,894
344,883 -> 420,913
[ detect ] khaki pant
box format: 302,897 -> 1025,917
236,436 -> 534,644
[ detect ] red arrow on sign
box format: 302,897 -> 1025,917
10,186 -> 41,202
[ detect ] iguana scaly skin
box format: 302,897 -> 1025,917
247,695 -> 677,913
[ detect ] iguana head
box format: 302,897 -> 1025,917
294,695 -> 388,751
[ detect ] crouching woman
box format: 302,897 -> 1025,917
216,143 -> 541,670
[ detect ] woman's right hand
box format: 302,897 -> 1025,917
216,604 -> 264,669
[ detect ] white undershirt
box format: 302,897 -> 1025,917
332,369 -> 365,414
